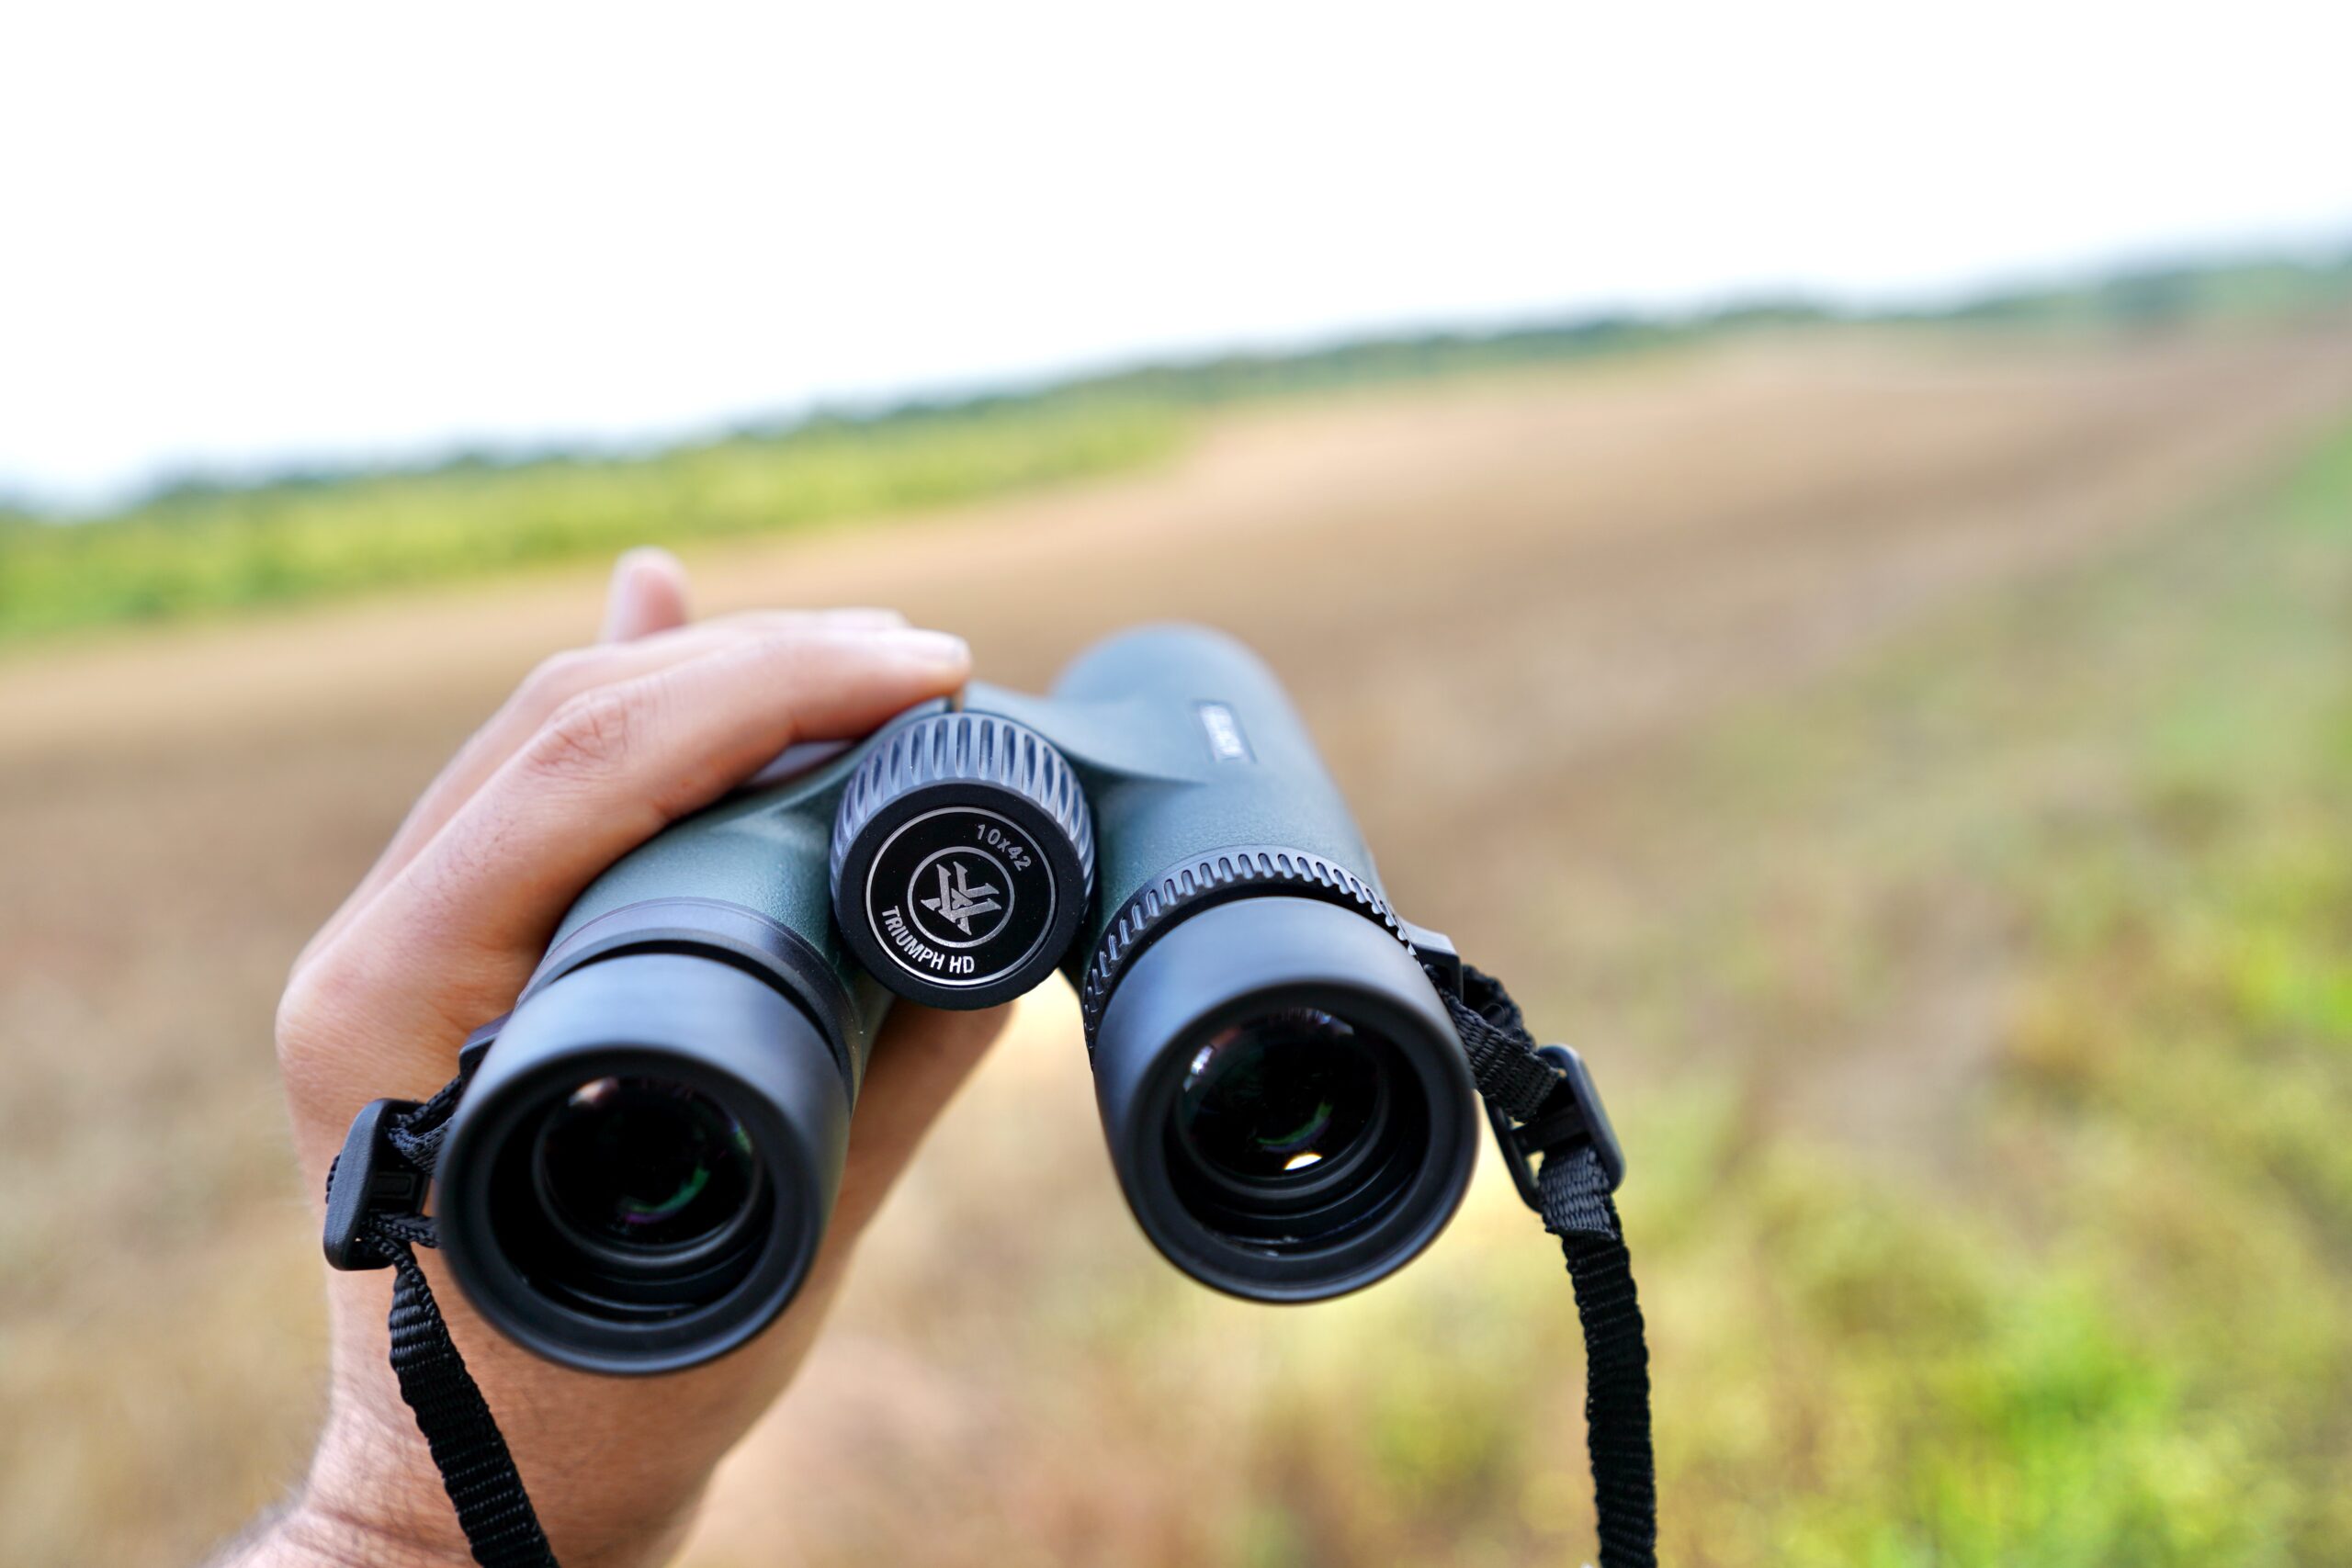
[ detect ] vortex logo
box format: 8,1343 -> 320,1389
920,858 -> 1002,935
905,847 -> 1014,949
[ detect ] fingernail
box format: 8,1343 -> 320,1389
886,628 -> 969,668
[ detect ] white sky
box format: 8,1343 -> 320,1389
3,2 -> 2347,507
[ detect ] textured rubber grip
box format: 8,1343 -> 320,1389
1076,845 -> 1412,1048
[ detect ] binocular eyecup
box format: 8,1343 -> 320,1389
1091,894 -> 1479,1301
436,952 -> 848,1375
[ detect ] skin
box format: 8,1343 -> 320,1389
226,548 -> 1011,1567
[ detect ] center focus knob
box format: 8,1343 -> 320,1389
829,711 -> 1094,1009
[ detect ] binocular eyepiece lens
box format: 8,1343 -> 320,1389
1162,1002 -> 1428,1251
533,1077 -> 762,1256
490,1069 -> 774,1313
1174,1010 -> 1385,1183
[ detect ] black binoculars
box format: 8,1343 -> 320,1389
436,625 -> 1483,1373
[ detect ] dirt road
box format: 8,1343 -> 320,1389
6,324 -> 2349,1567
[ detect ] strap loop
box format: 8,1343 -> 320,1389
321,1097 -> 427,1271
1442,962 -> 1657,1568
320,1039 -> 558,1568
1485,1042 -> 1626,1210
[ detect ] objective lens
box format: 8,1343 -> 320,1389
1175,1010 -> 1385,1184
532,1077 -> 759,1251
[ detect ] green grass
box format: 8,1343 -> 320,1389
1646,423 -> 2352,1562
1218,420 -> 2352,1565
0,400 -> 1184,643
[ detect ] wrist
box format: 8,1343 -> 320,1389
217,1497 -> 473,1568
259,1384 -> 700,1568
273,1504 -> 475,1568
259,1395 -> 481,1568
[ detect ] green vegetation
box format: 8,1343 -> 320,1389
1666,434 -> 2352,1566
5,249 -> 2345,646
1225,420 -> 2352,1563
0,402 -> 1182,642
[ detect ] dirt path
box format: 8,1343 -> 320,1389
6,324 -> 2351,1568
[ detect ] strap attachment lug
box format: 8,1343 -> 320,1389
322,1096 -> 426,1271
1400,919 -> 1464,999
1488,1043 -> 1626,1210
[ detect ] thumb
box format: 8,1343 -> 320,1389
599,547 -> 693,642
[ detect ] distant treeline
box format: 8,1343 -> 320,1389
1037,251 -> 2352,408
3,248 -> 2346,643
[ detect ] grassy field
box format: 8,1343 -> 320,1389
706,375 -> 2352,1568
3,322 -> 2348,1566
1566,411 -> 2352,1565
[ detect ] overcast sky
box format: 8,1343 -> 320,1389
4,2 -> 2347,507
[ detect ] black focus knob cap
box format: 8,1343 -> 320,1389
829,711 -> 1094,1009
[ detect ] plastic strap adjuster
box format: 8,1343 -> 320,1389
1488,1044 -> 1627,1210
322,1096 -> 426,1271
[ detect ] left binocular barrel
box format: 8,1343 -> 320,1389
435,750 -> 889,1375
434,950 -> 853,1374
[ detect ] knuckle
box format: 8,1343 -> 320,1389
530,684 -> 643,775
514,647 -> 601,713
274,944 -> 368,1086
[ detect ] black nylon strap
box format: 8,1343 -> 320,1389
327,1081 -> 560,1568
1444,966 -> 1658,1568
384,1247 -> 559,1567
1543,1148 -> 1657,1567
1450,966 -> 1568,1121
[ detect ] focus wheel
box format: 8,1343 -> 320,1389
829,711 -> 1094,1009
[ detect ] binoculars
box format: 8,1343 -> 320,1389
436,625 -> 1483,1373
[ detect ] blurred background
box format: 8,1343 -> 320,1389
5,6 -> 2351,1565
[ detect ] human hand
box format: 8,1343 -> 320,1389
238,549 -> 1009,1568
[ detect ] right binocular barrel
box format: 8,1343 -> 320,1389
1055,626 -> 1481,1302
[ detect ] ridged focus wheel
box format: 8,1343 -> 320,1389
829,711 -> 1094,1009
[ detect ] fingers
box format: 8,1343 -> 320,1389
358,613 -> 907,878
599,547 -> 691,642
404,611 -> 910,858
300,546 -> 698,971
301,610 -> 908,970
337,625 -> 970,1040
